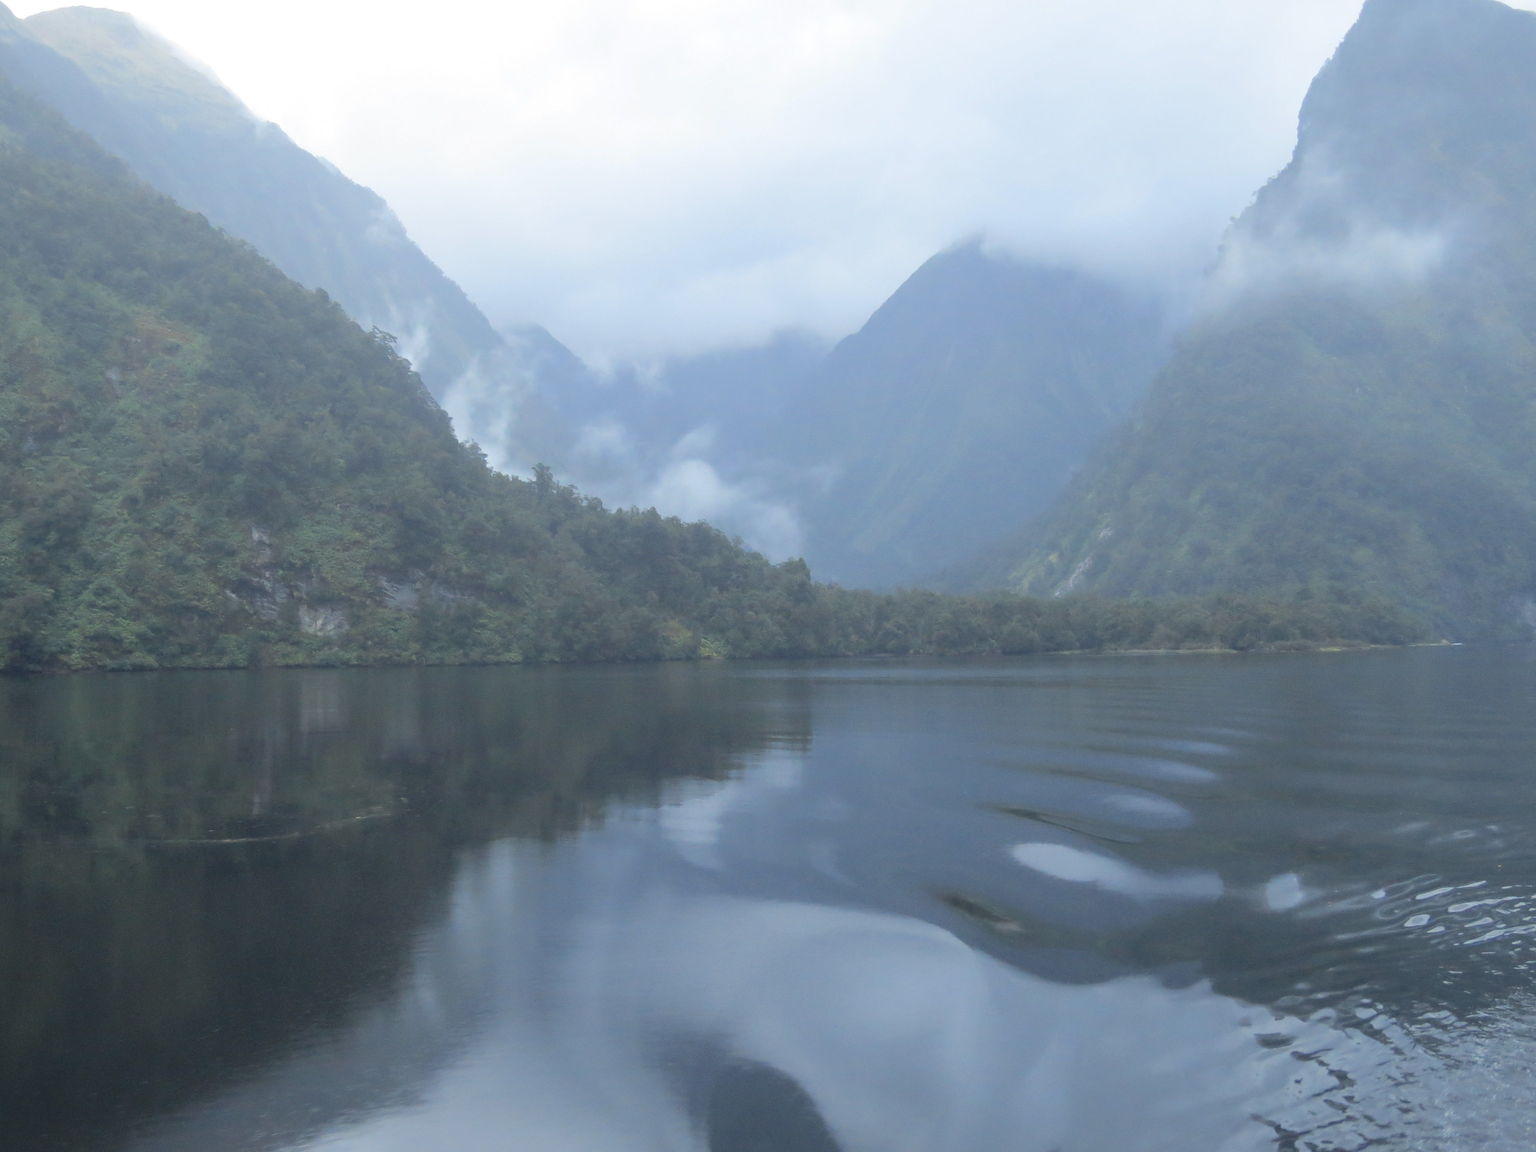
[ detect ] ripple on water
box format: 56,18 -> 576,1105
1101,791 -> 1193,828
1010,842 -> 1224,903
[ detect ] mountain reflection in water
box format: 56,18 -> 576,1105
4,647 -> 1536,1151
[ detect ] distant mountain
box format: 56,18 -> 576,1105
541,330 -> 827,560
1007,0 -> 1536,638
0,4 -> 566,470
791,242 -> 1168,588
559,244 -> 1169,588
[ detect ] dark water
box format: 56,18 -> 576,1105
4,647 -> 1536,1151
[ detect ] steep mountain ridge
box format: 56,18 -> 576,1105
1007,0 -> 1536,637
4,5 -> 1175,590
3,5 -> 568,470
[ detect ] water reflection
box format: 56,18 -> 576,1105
5,648 -> 1536,1150
0,663 -> 800,1152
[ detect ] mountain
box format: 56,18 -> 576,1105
1005,0 -> 1536,638
541,330 -> 827,561
553,329 -> 829,470
0,4 -> 566,470
0,37 -> 1425,670
791,242 -> 1168,588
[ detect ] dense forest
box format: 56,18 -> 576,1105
0,68 -> 1430,673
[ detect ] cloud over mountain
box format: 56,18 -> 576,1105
7,0 -> 1381,360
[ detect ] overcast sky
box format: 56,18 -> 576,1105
7,0 -> 1471,361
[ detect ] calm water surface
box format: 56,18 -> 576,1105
4,646 -> 1536,1151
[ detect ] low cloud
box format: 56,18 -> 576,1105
569,419 -> 804,560
439,345 -> 548,476
646,456 -> 803,561
1200,154 -> 1457,311
1207,220 -> 1451,307
571,417 -> 635,465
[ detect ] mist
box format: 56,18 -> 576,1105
570,418 -> 807,561
1206,215 -> 1452,309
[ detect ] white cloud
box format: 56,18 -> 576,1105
19,0 -> 1530,359
564,418 -> 805,558
1200,151 -> 1457,308
1209,219 -> 1451,305
645,456 -> 803,561
571,418 -> 635,465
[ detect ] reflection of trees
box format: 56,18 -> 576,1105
0,662 -> 801,1152
4,823 -> 455,1152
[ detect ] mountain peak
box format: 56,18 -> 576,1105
1306,0 -> 1536,125
1008,0 -> 1536,637
1355,0 -> 1522,23
25,6 -> 251,128
1226,0 -> 1536,256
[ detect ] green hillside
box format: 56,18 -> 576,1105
0,70 -> 841,671
3,4 -> 567,470
5,9 -> 1179,591
1009,0 -> 1536,639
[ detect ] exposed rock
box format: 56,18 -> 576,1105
298,604 -> 349,636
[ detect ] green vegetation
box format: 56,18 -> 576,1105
6,4 -> 564,468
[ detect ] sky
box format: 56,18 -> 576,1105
3,0 -> 1451,362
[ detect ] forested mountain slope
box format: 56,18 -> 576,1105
0,68 -> 849,671
0,3 -> 565,470
0,61 -> 1418,672
1009,0 -> 1536,638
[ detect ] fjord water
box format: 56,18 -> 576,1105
4,648 -> 1536,1151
